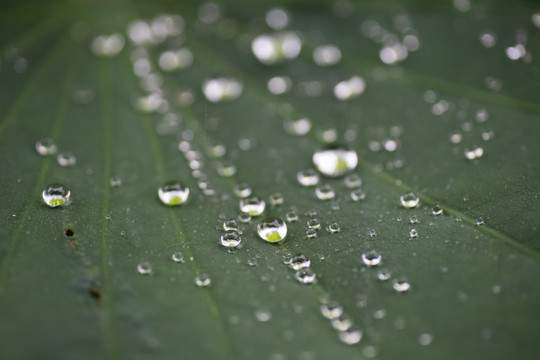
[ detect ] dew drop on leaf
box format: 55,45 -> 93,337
257,218 -> 287,243
158,182 -> 189,205
239,197 -> 265,216
297,169 -> 320,187
221,230 -> 242,248
137,261 -> 152,275
195,274 -> 211,287
313,146 -> 358,177
289,254 -> 311,270
362,250 -> 382,267
42,184 -> 70,208
35,138 -> 57,156
400,192 -> 419,208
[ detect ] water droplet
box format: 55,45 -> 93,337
313,44 -> 342,66
221,230 -> 242,248
409,229 -> 418,239
42,184 -> 70,207
206,142 -> 226,158
57,152 -> 76,167
362,250 -> 382,267
350,189 -> 366,202
400,192 -> 419,208
247,258 -> 258,267
289,254 -> 311,270
334,76 -> 366,100
233,183 -> 252,198
171,252 -> 185,263
344,174 -> 362,188
409,215 -> 419,224
377,269 -> 391,281
255,308 -> 272,322
320,301 -> 343,319
331,316 -> 353,331
313,146 -> 358,177
269,193 -> 284,205
267,76 -> 292,95
431,205 -> 443,215
158,182 -> 189,205
306,228 -> 317,238
284,117 -> 312,136
110,176 -> 122,187
338,328 -> 363,345
297,169 -> 320,187
418,333 -> 433,346
266,7 -> 289,30
158,48 -> 193,71
223,219 -> 238,231
327,223 -> 340,233
35,138 -> 57,156
239,197 -> 266,216
137,262 -> 152,275
479,32 -> 496,48
238,212 -> 252,223
464,146 -> 484,160
285,210 -> 298,222
450,132 -> 463,144
368,229 -> 377,237
476,217 -> 484,225
252,32 -> 302,65
481,129 -> 494,141
195,274 -> 211,287
307,218 -> 321,230
295,268 -> 316,284
392,277 -> 411,292
315,184 -> 335,200
257,218 -> 287,243
202,78 -> 243,102
362,345 -> 377,358
91,33 -> 125,57
217,161 -> 237,177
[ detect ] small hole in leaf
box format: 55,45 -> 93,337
89,287 -> 101,300
64,226 -> 74,237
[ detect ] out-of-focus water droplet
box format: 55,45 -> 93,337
247,258 -> 258,267
172,252 -> 185,263
158,182 -> 189,205
409,229 -> 418,239
266,7 -> 289,30
320,301 -> 343,319
431,205 -> 443,215
57,152 -> 76,167
306,228 -> 317,238
217,161 -> 237,177
362,345 -> 377,358
533,13 -> 540,27
251,32 -> 302,65
295,268 -> 316,284
344,174 -> 362,188
42,184 -> 70,207
392,277 -> 411,292
377,268 -> 391,281
476,108 -> 489,123
159,48 -> 193,71
297,169 -> 320,186
206,142 -> 226,158
255,308 -> 272,322
334,76 -> 365,100
289,254 -> 311,270
351,189 -> 366,202
315,184 -> 335,200
479,32 -> 496,48
481,129 -> 494,141
267,76 -> 292,95
313,146 -> 358,177
327,222 -> 340,233
195,273 -> 211,287
239,197 -> 265,216
307,218 -> 321,230
110,175 -> 122,187
313,44 -> 342,66
223,219 -> 238,231
409,215 -> 419,224
284,117 -> 312,136
400,192 -> 419,208
464,146 -> 484,160
257,218 -> 287,243
285,210 -> 298,222
72,85 -> 95,104
137,261 -> 152,275
269,193 -> 284,205
331,316 -> 353,331
418,333 -> 433,346
362,250 -> 382,267
476,217 -> 484,225
234,183 -> 252,198
379,44 -> 408,65
221,230 -> 242,248
338,328 -> 363,345
238,212 -> 252,223
35,138 -> 57,156
450,132 -> 463,144
203,78 -> 243,102
91,33 -> 125,57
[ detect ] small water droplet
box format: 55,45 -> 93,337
233,183 -> 252,198
450,132 -> 463,144
320,301 -> 343,319
350,189 -> 366,202
464,146 -> 484,160
238,212 -> 252,223
221,230 -> 242,248
306,228 -> 317,238
110,176 -> 122,187
476,217 -> 484,225
344,174 -> 362,188
35,138 -> 57,156
42,184 -> 70,207
377,269 -> 392,281
91,33 -> 125,57
252,32 -> 302,65
362,250 -> 382,267
284,117 -> 312,136
331,316 -> 353,331
217,161 -> 237,177
409,229 -> 418,239
368,229 -> 377,237
289,254 -> 311,270
295,268 -> 316,284
285,210 -> 298,222
297,169 -> 320,187
158,182 -> 189,205
195,274 -> 211,287
338,328 -> 362,345
267,76 -> 292,95
392,277 -> 411,292
247,258 -> 258,267
313,146 -> 358,177
137,261 -> 152,275
269,193 -> 284,205
313,44 -> 342,66
57,152 -> 76,167
327,222 -> 340,233
418,333 -> 433,346
239,197 -> 266,216
307,218 -> 321,230
171,252 -> 185,263
202,78 -> 243,102
409,215 -> 419,224
400,192 -> 419,208
315,184 -> 335,200
223,219 -> 238,231
481,129 -> 494,141
257,218 -> 287,243
334,76 -> 366,100
431,205 -> 443,215
255,308 -> 272,322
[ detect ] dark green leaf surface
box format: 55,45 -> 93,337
1,1 -> 540,359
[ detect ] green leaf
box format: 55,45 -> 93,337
1,1 -> 540,359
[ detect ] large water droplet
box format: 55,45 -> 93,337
313,146 -> 358,177
42,184 -> 70,207
257,218 -> 287,243
35,138 -> 57,156
239,197 -> 266,216
158,182 -> 189,205
221,230 -> 242,248
400,192 -> 419,208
